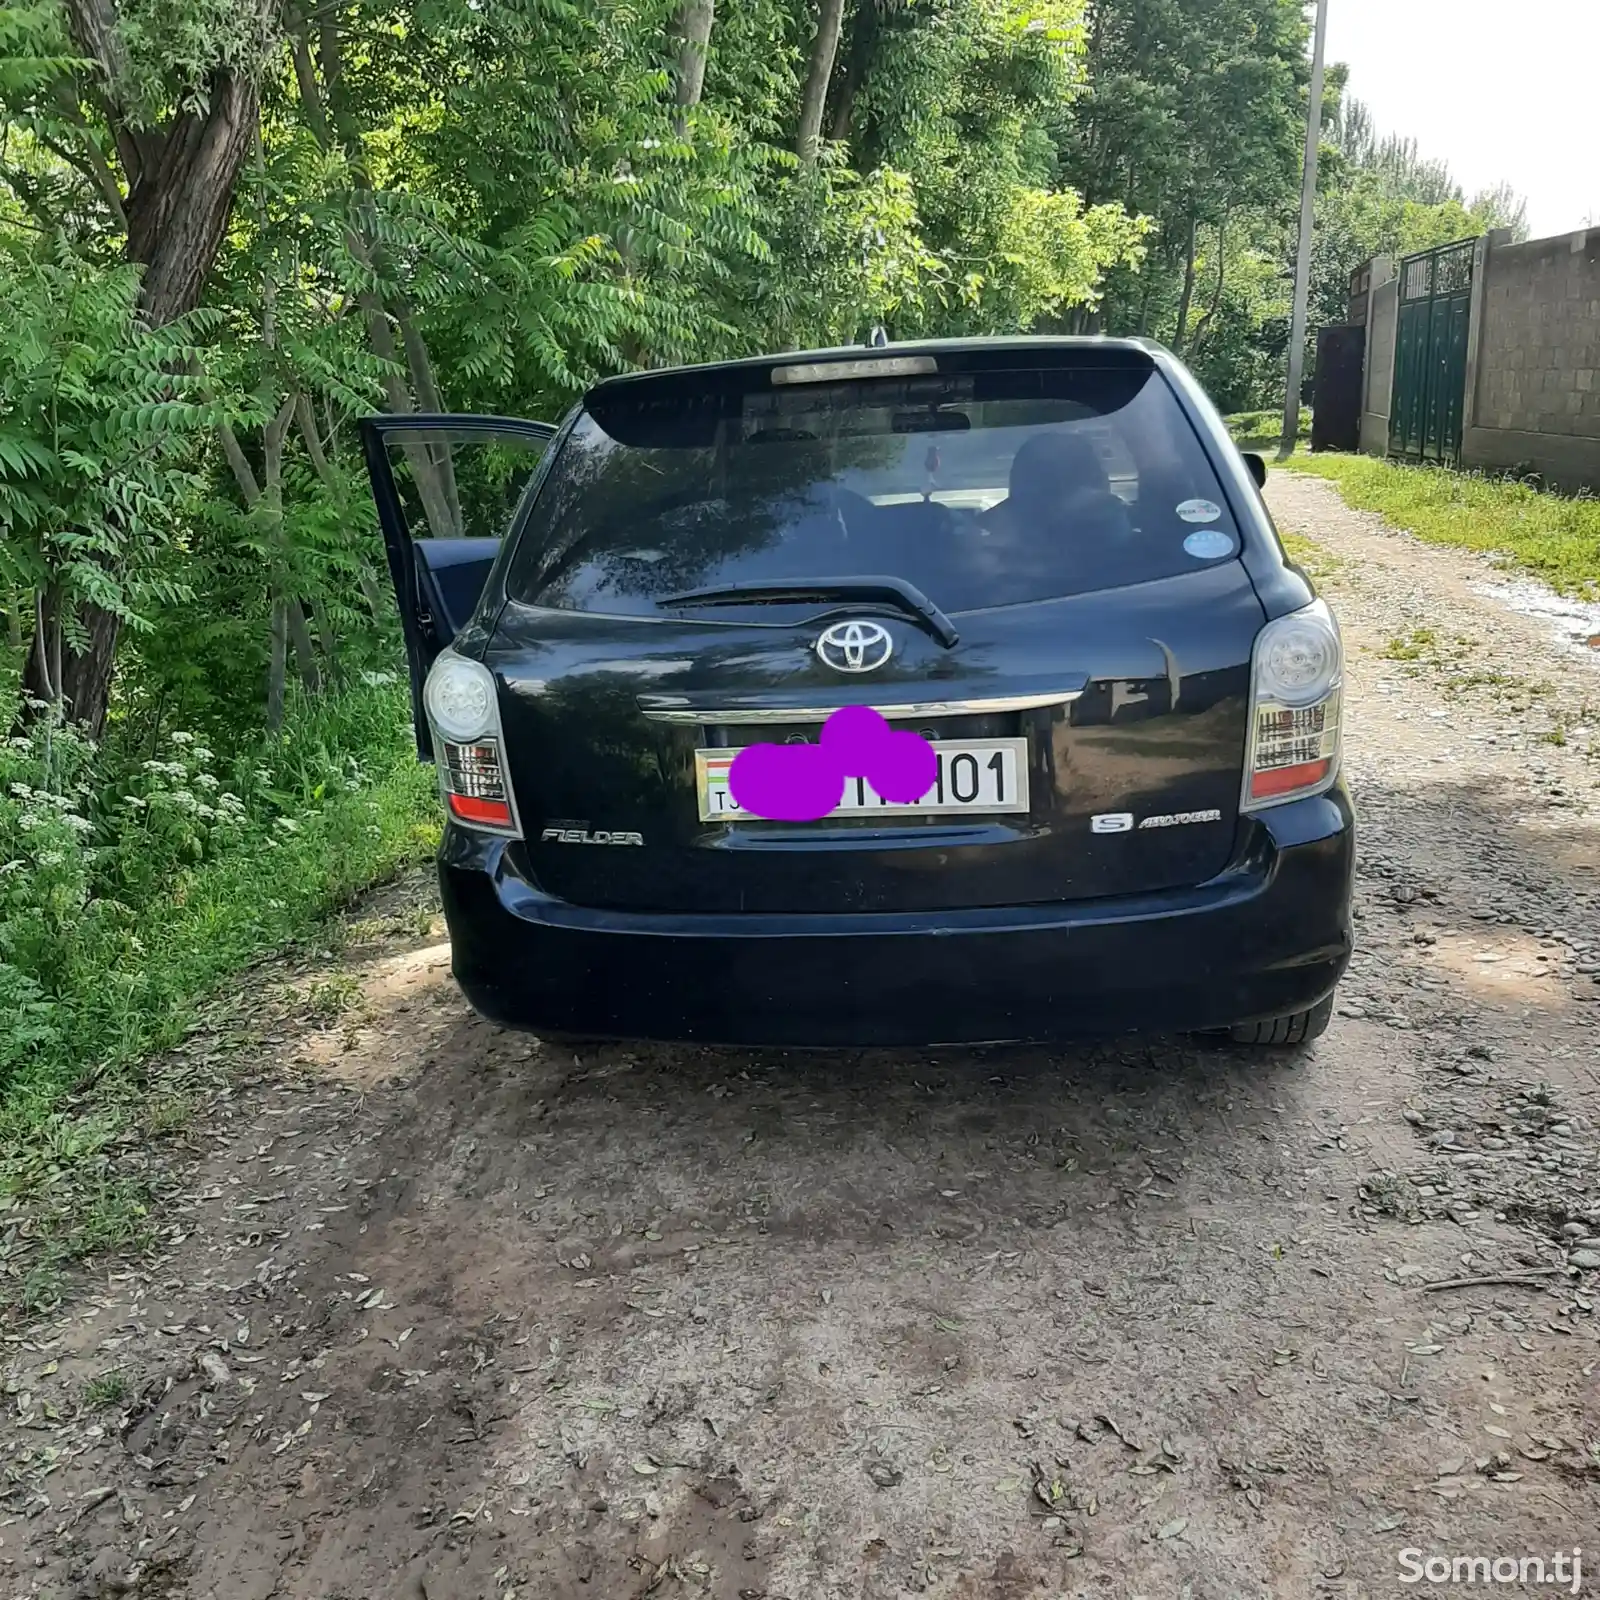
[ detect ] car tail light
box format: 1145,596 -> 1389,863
1241,600 -> 1342,811
424,651 -> 521,836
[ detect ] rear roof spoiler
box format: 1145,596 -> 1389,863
583,340 -> 1159,411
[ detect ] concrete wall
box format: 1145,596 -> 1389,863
1463,227 -> 1600,491
1359,262 -> 1398,456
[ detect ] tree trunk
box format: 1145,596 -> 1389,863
266,595 -> 288,732
396,301 -> 464,537
286,599 -> 320,692
1135,264 -> 1158,337
124,70 -> 261,328
310,604 -> 340,684
669,0 -> 714,133
1172,215 -> 1198,354
1189,212 -> 1229,352
22,0 -> 272,737
829,0 -> 879,148
33,607 -> 120,737
23,589 -> 61,714
796,0 -> 847,167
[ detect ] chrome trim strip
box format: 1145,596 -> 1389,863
638,689 -> 1084,725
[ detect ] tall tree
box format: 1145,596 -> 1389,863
796,0 -> 847,165
670,0 -> 716,129
15,0 -> 277,735
1056,0 -> 1308,347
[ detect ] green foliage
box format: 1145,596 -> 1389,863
1052,11 -> 1530,413
114,0 -> 269,122
740,161 -> 947,348
0,244 -> 212,667
1056,0 -> 1309,342
0,677 -> 437,1158
821,0 -> 1147,338
1226,408 -> 1309,447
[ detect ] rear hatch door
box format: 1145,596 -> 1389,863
485,346 -> 1267,914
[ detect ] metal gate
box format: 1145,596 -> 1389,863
1389,237 -> 1476,466
1311,324 -> 1365,452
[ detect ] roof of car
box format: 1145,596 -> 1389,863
586,336 -> 1174,397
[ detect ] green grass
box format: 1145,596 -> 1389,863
1225,408 -> 1310,450
0,683 -> 439,1312
1278,527 -> 1341,580
1281,453 -> 1600,599
1381,626 -> 1440,662
82,1370 -> 128,1410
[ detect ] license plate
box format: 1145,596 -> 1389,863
696,738 -> 1030,822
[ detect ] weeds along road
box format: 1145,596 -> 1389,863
5,473 -> 1600,1600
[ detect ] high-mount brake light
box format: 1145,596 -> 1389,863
424,652 -> 521,836
1241,600 -> 1343,811
771,355 -> 938,385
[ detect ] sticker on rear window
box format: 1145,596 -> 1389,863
1177,498 -> 1221,523
1183,529 -> 1234,561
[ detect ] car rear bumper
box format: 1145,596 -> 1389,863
434,787 -> 1355,1048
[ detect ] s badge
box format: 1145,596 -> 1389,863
1091,813 -> 1135,834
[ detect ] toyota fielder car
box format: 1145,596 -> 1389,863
361,337 -> 1353,1049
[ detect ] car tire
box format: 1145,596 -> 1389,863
1226,994 -> 1335,1048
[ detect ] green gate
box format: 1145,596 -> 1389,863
1388,238 -> 1476,465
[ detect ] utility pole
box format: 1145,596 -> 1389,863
1280,0 -> 1330,460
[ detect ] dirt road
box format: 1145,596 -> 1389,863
5,474 -> 1599,1600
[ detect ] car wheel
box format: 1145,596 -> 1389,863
1225,994 -> 1335,1048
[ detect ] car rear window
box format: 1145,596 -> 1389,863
506,355 -> 1243,616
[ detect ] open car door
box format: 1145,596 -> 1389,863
359,414 -> 557,756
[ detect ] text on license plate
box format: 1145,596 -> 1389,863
696,738 -> 1030,822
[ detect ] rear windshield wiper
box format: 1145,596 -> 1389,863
656,575 -> 959,649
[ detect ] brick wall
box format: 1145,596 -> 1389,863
1463,228 -> 1600,491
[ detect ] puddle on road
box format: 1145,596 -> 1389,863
1472,574 -> 1600,663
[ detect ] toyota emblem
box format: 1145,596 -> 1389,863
815,620 -> 893,673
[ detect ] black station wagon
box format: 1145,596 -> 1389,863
362,337 -> 1354,1049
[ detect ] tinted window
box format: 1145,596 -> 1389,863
506,360 -> 1241,615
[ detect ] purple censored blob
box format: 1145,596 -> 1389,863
726,705 -> 938,820
818,703 -> 891,766
868,726 -> 938,803
821,704 -> 936,802
728,741 -> 845,822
